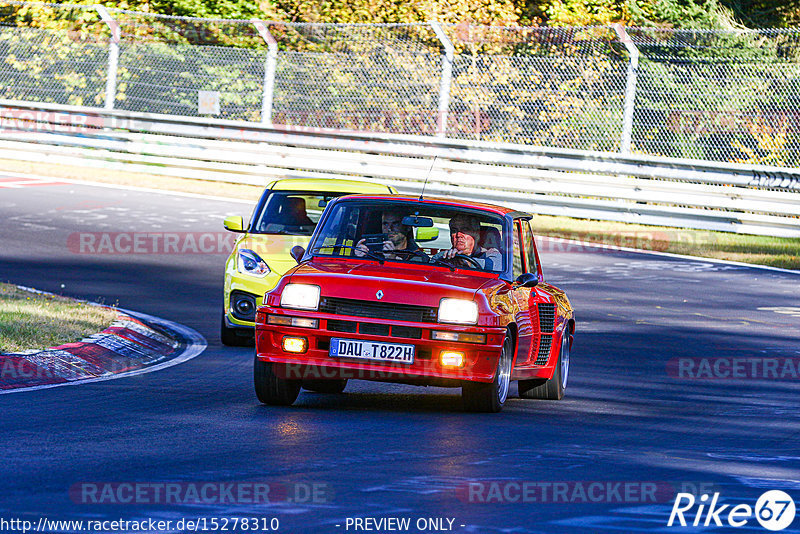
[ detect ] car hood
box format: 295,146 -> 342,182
237,234 -> 311,275
287,259 -> 496,307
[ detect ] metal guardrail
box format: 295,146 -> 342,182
2,4 -> 800,167
1,99 -> 800,237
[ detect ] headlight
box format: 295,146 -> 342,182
438,298 -> 479,325
237,249 -> 270,278
280,284 -> 321,310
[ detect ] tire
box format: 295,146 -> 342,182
302,379 -> 348,394
519,327 -> 570,400
221,314 -> 253,347
462,335 -> 514,413
253,354 -> 301,406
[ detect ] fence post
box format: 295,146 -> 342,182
96,5 -> 120,111
252,20 -> 278,126
613,24 -> 639,155
429,21 -> 453,138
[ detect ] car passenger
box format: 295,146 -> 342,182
435,214 -> 501,271
355,209 -> 420,259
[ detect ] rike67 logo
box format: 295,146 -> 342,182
669,490 -> 796,531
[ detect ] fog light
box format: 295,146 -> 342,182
230,292 -> 257,321
282,336 -> 308,353
440,351 -> 465,367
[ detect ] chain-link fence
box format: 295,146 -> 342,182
1,1 -> 799,167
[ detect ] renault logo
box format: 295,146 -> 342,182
376,290 -> 384,300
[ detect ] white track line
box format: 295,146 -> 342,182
0,171 -> 254,204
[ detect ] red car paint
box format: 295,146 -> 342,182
254,195 -> 574,405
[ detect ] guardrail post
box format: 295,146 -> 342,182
96,6 -> 120,111
251,20 -> 278,126
429,21 -> 453,138
613,24 -> 639,155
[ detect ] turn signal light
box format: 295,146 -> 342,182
440,351 -> 465,368
282,336 -> 308,354
431,331 -> 486,344
268,315 -> 319,328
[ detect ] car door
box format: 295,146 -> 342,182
510,218 -> 535,367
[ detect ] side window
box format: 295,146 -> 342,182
522,220 -> 538,274
512,220 -> 523,279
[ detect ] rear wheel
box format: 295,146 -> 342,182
254,354 -> 301,406
519,327 -> 570,400
462,335 -> 514,413
302,379 -> 348,394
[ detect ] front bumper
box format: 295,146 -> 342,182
255,307 -> 507,384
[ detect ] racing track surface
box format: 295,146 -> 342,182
1,178 -> 799,534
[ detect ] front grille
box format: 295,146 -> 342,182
360,323 -> 390,336
327,319 -> 357,333
319,297 -> 438,323
391,326 -> 422,339
538,303 -> 556,333
536,335 -> 552,365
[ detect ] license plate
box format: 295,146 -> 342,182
330,338 -> 415,365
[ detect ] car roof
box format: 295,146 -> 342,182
334,194 -> 530,217
266,178 -> 396,194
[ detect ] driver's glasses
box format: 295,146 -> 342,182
450,226 -> 470,235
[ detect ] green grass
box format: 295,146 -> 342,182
2,158 -> 798,270
0,284 -> 118,353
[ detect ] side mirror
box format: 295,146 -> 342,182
514,273 -> 538,288
223,215 -> 245,232
415,227 -> 439,242
290,245 -> 306,264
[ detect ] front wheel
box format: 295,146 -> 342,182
462,335 -> 514,413
519,327 -> 570,400
254,354 -> 301,406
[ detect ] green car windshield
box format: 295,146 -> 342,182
310,200 -> 507,273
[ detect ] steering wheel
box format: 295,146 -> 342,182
450,254 -> 482,269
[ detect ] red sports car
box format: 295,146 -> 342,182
253,195 -> 574,412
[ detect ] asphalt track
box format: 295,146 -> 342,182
1,177 -> 799,534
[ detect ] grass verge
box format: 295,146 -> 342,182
2,158 -> 798,270
0,284 -> 118,353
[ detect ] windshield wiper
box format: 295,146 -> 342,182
310,245 -> 385,265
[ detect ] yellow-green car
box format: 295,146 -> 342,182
222,178 -> 397,345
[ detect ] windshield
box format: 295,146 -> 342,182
250,192 -> 340,235
309,200 -> 507,273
